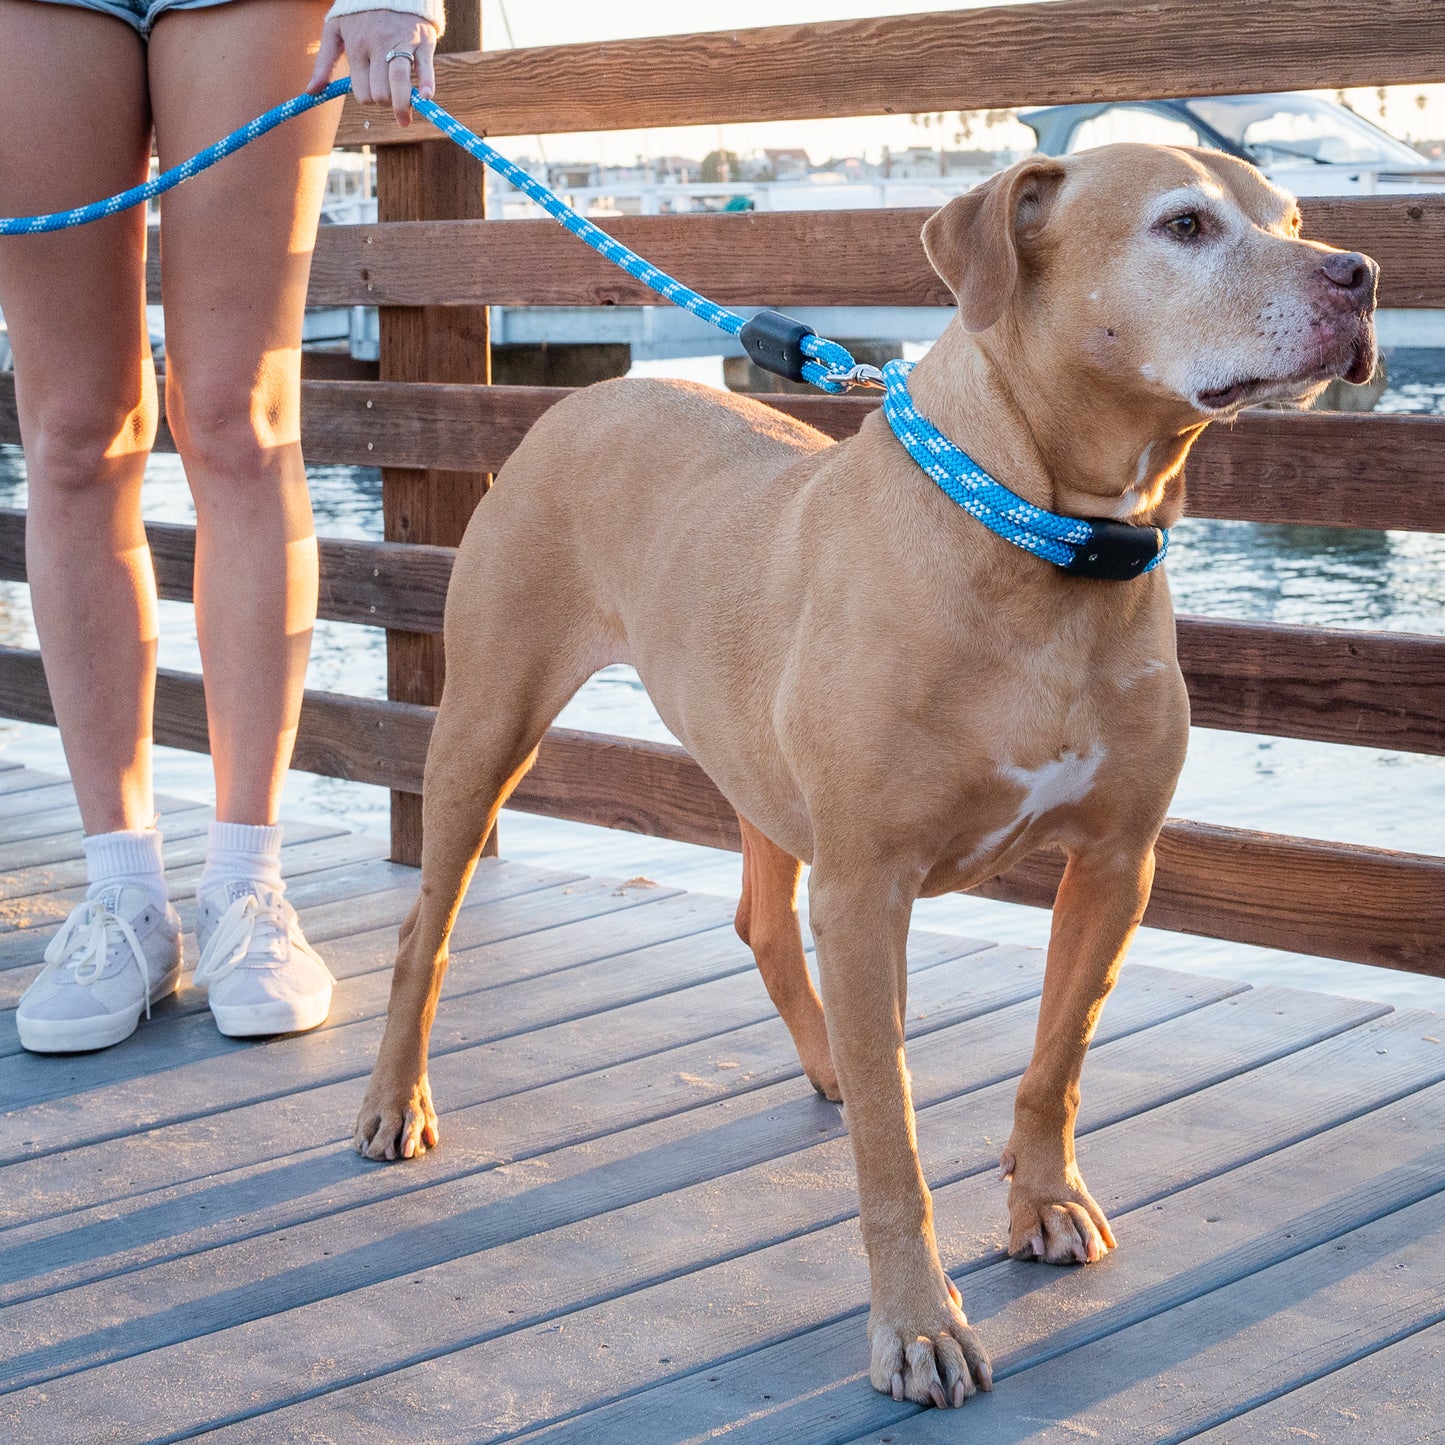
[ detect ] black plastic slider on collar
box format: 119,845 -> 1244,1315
1061,520 -> 1166,581
739,310 -> 816,384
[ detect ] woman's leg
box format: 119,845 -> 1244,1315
0,1 -> 157,835
148,0 -> 338,826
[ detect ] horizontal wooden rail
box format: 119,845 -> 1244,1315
5,375 -> 1445,533
333,0 -> 1445,145
276,383 -> 1442,534
0,509 -> 452,638
1176,616 -> 1445,755
2,507 -> 1436,755
303,198 -> 1445,311
0,641 -> 1436,973
136,200 -> 1445,311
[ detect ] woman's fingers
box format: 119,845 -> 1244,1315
335,16 -> 437,122
387,52 -> 416,127
415,36 -> 437,102
369,46 -> 393,117
306,24 -> 345,94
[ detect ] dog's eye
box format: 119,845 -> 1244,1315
1165,213 -> 1201,240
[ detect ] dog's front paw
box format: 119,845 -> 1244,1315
354,1070 -> 438,1162
868,1280 -> 993,1408
1002,1152 -> 1116,1264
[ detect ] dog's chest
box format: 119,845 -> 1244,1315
921,732 -> 1111,895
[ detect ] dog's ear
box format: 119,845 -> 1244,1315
922,158 -> 1067,333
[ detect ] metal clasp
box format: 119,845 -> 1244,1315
826,364 -> 886,391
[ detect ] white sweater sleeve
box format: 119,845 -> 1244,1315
324,0 -> 446,37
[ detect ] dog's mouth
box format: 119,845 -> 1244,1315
1194,319 -> 1377,413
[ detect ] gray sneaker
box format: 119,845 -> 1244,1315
193,882 -> 334,1037
16,886 -> 182,1053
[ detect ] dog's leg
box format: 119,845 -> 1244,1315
809,862 -> 992,1408
354,641 -> 586,1162
734,816 -> 838,1101
1001,845 -> 1156,1264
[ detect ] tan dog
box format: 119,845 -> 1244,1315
355,143 -> 1376,1407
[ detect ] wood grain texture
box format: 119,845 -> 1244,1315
3,509 -> 1436,754
474,1012 -> 1445,1445
306,197 -> 1445,311
332,0 -> 1445,145
1188,1318 -> 1445,1442
375,1 -> 490,864
897,1192 -> 1445,1445
1186,409 -> 1445,530
6,378 -> 1445,533
1175,613 -> 1445,755
0,510 -> 452,637
0,645 -> 1435,970
290,385 -> 1445,535
81,989 -> 1381,1444
0,773 -> 1438,1445
976,819 -> 1445,974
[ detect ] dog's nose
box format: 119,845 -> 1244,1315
1317,250 -> 1377,303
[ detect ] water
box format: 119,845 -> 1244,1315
0,349 -> 1441,1010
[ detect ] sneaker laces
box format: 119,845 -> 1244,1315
42,898 -> 158,1018
193,888 -> 330,988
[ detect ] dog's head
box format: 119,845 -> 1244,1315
921,144 -> 1377,417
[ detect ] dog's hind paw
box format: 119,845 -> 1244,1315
354,1072 -> 439,1162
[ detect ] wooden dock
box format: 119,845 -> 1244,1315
0,761 -> 1438,1443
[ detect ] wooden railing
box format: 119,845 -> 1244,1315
0,0 -> 1442,975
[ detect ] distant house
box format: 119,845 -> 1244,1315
880,145 -> 1013,179
548,162 -> 600,189
762,147 -> 813,181
821,155 -> 882,181
650,155 -> 699,184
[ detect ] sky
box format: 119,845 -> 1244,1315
474,0 -> 1445,167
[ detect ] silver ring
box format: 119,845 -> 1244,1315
384,48 -> 416,67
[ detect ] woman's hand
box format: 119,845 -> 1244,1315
307,14 -> 438,128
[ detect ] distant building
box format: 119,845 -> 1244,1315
649,155 -> 699,184
761,147 -> 813,181
821,155 -> 882,181
880,145 -> 1015,178
547,161 -> 600,190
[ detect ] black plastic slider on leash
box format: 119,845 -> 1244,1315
1061,520 -> 1166,581
739,310 -> 817,384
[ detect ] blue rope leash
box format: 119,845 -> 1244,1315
0,78 -> 1165,577
409,93 -> 860,392
0,78 -> 354,237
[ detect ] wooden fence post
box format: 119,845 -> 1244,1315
375,2 -> 490,865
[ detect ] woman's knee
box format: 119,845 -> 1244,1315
24,394 -> 156,500
165,359 -> 302,489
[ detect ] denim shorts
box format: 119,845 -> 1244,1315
28,0 -> 236,37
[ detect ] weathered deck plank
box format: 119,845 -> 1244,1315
509,1009 -> 1445,1445
865,1189 -> 1445,1445
0,767 -> 1439,1443
112,987 -> 1376,1445
1191,1318 -> 1445,1442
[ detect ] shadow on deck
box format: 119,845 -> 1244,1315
0,761 -> 1442,1443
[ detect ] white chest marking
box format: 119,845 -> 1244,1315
957,745 -> 1106,872
999,746 -> 1106,821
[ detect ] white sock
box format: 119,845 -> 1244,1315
83,827 -> 168,911
198,821 -> 284,901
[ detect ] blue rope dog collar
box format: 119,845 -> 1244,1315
0,79 -> 1166,577
881,360 -> 1168,580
